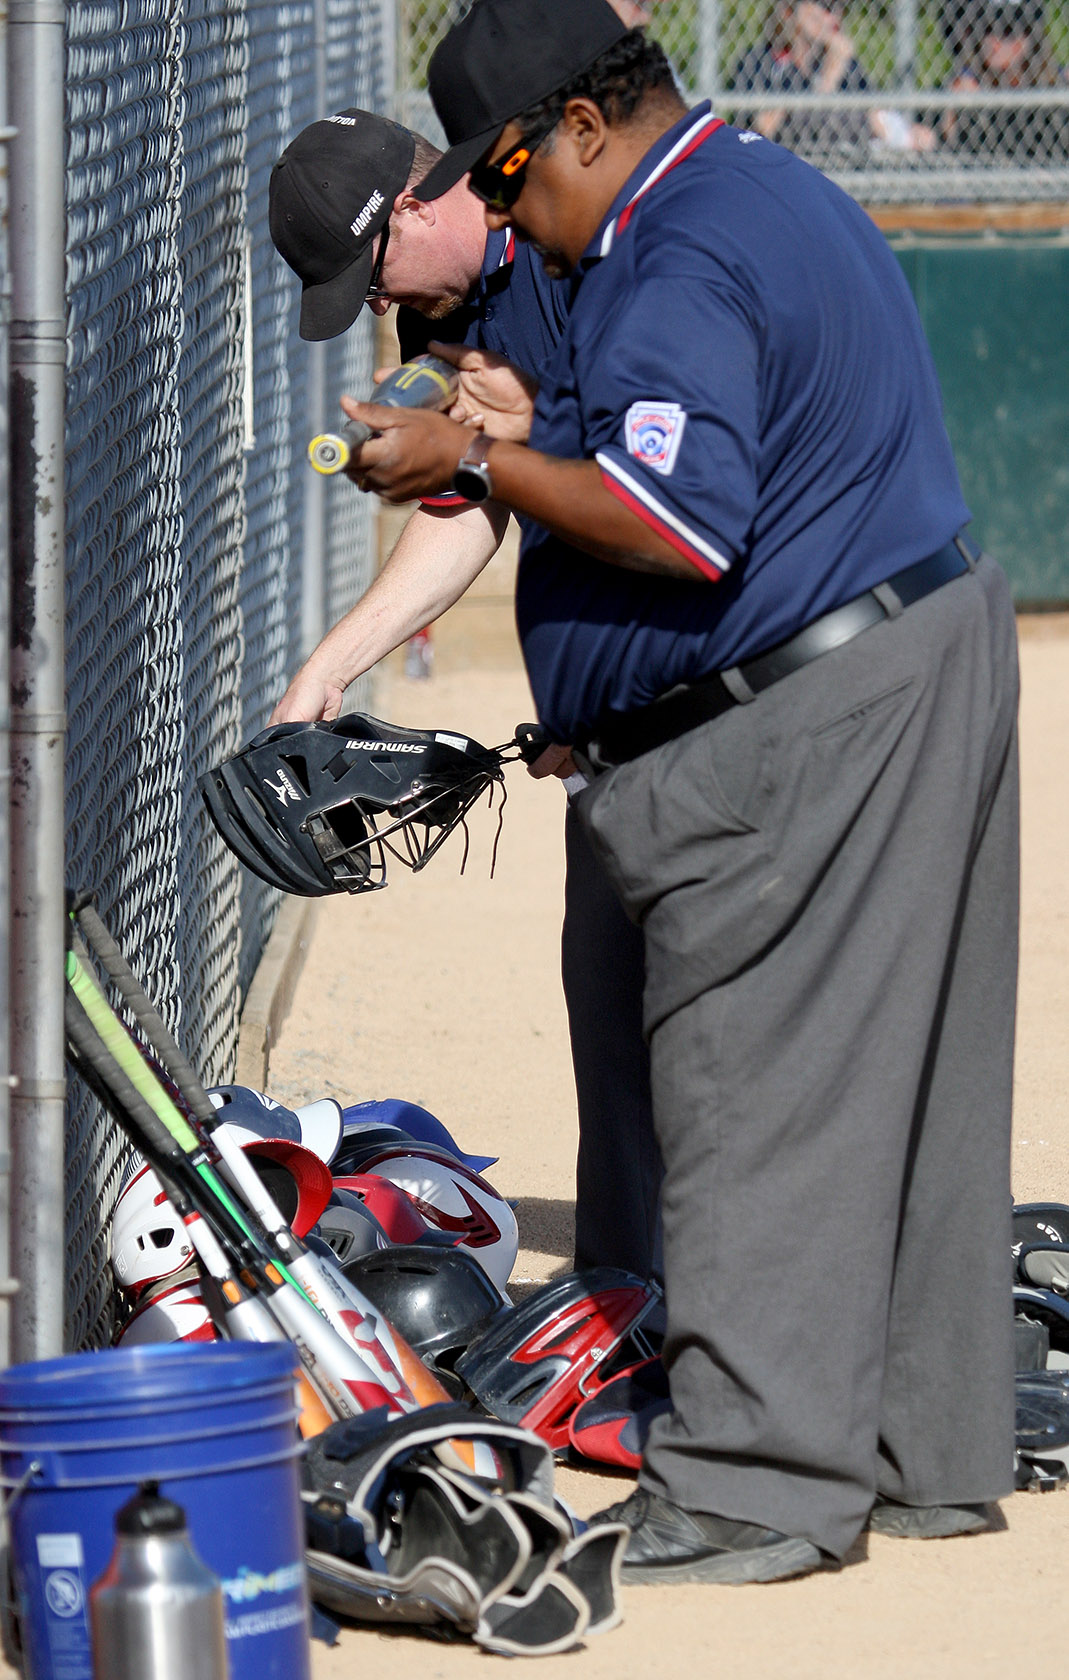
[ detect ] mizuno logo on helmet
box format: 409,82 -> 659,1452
263,770 -> 302,804
345,740 -> 425,754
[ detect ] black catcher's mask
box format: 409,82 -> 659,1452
198,712 -> 513,897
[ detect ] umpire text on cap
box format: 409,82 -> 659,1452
413,0 -> 629,204
269,109 -> 416,341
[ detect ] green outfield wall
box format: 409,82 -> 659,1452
874,207 -> 1069,606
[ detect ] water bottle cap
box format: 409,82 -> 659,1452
115,1480 -> 187,1538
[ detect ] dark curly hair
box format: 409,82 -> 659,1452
512,30 -> 679,136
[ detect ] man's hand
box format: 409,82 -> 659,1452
527,742 -> 580,781
269,666 -> 348,725
342,403 -> 476,503
427,341 -> 539,443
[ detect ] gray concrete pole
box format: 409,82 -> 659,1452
7,0 -> 68,1360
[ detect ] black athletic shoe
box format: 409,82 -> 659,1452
867,1496 -> 1002,1538
589,1487 -> 826,1584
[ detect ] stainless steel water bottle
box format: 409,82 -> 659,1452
90,1480 -> 229,1680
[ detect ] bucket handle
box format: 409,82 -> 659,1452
1,1460 -> 42,1519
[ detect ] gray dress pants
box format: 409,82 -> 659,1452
562,808 -> 663,1280
574,554 -> 1019,1558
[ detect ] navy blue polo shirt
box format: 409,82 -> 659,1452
517,104 -> 970,741
398,230 -> 572,502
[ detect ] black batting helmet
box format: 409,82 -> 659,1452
343,1244 -> 512,1375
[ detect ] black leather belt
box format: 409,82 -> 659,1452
580,535 -> 978,770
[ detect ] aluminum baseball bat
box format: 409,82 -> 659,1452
73,898 -> 459,1412
307,353 -> 460,475
69,901 -> 476,1453
65,947 -> 405,1419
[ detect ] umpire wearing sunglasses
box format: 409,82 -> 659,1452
341,0 -> 1020,1589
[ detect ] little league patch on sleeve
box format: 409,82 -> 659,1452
624,402 -> 687,476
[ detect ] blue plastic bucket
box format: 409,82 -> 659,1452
0,1341 -> 310,1680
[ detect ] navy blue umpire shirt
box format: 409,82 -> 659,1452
517,103 -> 970,742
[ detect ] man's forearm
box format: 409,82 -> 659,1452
270,500 -> 509,722
347,406 -> 709,582
324,500 -> 507,669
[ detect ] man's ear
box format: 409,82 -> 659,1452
561,97 -> 609,167
395,190 -> 437,225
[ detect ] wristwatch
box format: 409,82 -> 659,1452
452,432 -> 495,503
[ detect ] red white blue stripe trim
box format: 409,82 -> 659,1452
596,452 -> 728,580
420,233 -> 513,506
598,111 -> 724,258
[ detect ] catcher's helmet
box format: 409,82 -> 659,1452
455,1269 -> 663,1450
198,712 -> 508,897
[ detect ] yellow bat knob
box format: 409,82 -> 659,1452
308,433 -> 350,475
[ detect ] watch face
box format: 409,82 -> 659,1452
452,462 -> 493,503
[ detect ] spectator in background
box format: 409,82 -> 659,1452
946,0 -> 1069,159
733,0 -> 936,155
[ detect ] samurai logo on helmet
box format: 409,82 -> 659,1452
197,711 -> 511,898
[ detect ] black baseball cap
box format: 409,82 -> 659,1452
412,0 -> 629,204
269,110 -> 416,341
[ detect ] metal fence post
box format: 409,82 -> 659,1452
7,0 -> 67,1361
300,0 -> 330,661
699,0 -> 722,102
894,0 -> 918,88
380,0 -> 398,121
0,0 -> 16,1372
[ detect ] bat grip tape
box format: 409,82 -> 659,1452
73,900 -> 220,1129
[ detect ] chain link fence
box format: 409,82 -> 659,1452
60,0 -> 385,1349
396,0 -> 1069,200
46,0 -> 1069,1351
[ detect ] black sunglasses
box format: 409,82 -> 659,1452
468,117 -> 559,214
365,221 -> 390,302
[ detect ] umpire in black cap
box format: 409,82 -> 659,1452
337,0 -> 1020,1593
270,110 -> 415,340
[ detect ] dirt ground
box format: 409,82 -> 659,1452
7,594 -> 1059,1680
237,601 -> 1069,1680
